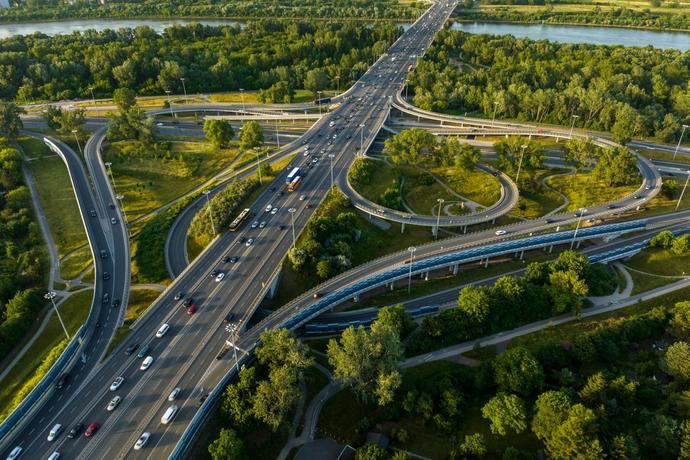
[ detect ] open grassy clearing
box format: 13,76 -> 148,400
622,247 -> 690,294
19,137 -> 88,257
60,246 -> 93,280
208,89 -> 318,104
431,166 -> 502,207
512,169 -> 568,219
546,172 -> 639,211
0,289 -> 92,421
474,1 -> 690,15
103,138 -> 242,221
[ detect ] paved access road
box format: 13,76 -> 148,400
2,1 -> 459,458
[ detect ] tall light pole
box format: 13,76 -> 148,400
180,77 -> 187,102
115,194 -> 129,234
407,246 -> 416,293
226,322 -> 240,374
674,124 -> 689,160
676,171 -> 690,212
515,144 -> 527,186
275,119 -> 280,149
435,198 -> 445,240
254,147 -> 262,185
71,129 -> 82,155
492,101 -> 499,127
405,79 -> 410,100
317,91 -> 323,116
239,88 -> 245,114
45,292 -> 70,340
359,124 -> 365,157
88,86 -> 95,104
328,153 -> 335,188
569,114 -> 580,139
288,208 -> 297,248
570,208 -> 587,250
104,161 -> 118,195
335,75 -> 340,96
202,190 -> 216,236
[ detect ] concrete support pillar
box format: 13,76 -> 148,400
424,271 -> 429,281
528,134 -> 532,140
353,294 -> 360,303
463,225 -> 467,234
520,250 -> 525,260
492,218 -> 496,225
432,225 -> 438,238
401,222 -> 405,233
514,251 -> 518,258
576,240 -> 582,249
453,264 -> 459,275
549,245 -> 554,254
266,268 -> 282,299
390,281 -> 394,291
484,258 -> 489,268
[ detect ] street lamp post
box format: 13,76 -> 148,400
405,79 -> 409,100
570,208 -> 587,249
288,208 -> 297,248
676,171 -> 690,212
104,161 -> 118,195
674,124 -> 689,160
45,292 -> 70,340
202,190 -> 216,236
492,101 -> 499,127
71,129 -> 82,155
328,153 -> 335,188
317,91 -> 323,116
407,246 -> 416,293
335,75 -> 340,96
359,124 -> 365,157
180,77 -> 187,102
88,86 -> 95,104
435,198 -> 445,240
239,88 -> 245,114
515,144 -> 527,185
569,114 -> 580,139
115,194 -> 129,233
275,119 -> 280,149
226,322 -> 240,374
254,147 -> 262,185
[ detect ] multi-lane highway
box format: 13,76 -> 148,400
2,1 -> 460,458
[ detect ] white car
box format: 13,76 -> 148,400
134,432 -> 150,450
245,238 -> 254,247
271,207 -> 279,215
110,376 -> 124,391
47,424 -> 62,442
7,447 -> 22,460
47,452 -> 60,460
259,221 -> 267,229
107,395 -> 122,411
168,387 -> 181,401
265,204 -> 273,213
251,221 -> 259,229
495,230 -> 507,236
161,405 -> 179,425
110,217 -> 118,225
299,194 -> 306,201
156,323 -> 169,338
215,272 -> 225,282
140,356 -> 154,371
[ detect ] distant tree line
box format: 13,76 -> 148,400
0,20 -> 401,103
0,141 -> 47,361
0,0 -> 423,23
409,30 -> 690,144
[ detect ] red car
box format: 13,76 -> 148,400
187,304 -> 197,315
84,423 -> 99,437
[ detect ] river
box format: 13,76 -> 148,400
1,17 -> 689,51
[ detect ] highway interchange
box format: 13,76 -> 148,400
2,0 -> 690,458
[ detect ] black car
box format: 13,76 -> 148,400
89,210 -> 97,217
174,292 -> 184,301
55,372 -> 69,390
210,269 -> 219,277
279,225 -> 287,230
229,256 -> 239,263
112,298 -> 120,308
182,297 -> 193,308
222,256 -> 231,263
223,313 -> 234,323
239,237 -> 246,244
197,392 -> 209,407
109,203 -> 115,210
103,271 -> 111,280
125,343 -> 139,356
68,423 -> 84,439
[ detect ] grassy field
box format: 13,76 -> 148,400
60,246 -> 93,280
0,289 -> 93,421
622,247 -> 690,294
103,138 -> 241,221
208,89 -> 317,104
19,137 -> 88,257
547,172 -> 639,211
431,166 -> 502,207
512,169 -> 567,219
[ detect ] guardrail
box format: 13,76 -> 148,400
305,304 -> 439,334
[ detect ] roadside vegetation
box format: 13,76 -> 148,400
409,29 -> 690,144
622,230 -> 690,294
1,21 -> 400,104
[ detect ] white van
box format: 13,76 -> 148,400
156,323 -> 170,338
47,424 -> 62,442
161,405 -> 178,425
140,356 -> 154,371
7,447 -> 22,460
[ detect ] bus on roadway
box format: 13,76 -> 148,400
288,176 -> 302,192
286,167 -> 300,184
229,208 -> 251,231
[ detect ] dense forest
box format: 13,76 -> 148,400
0,0 -> 422,23
0,20 -> 401,103
408,30 -> 690,143
0,143 -> 47,360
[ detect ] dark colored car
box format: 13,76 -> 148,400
112,298 -> 120,308
229,256 -> 238,263
182,297 -> 193,308
187,304 -> 197,315
210,269 -> 219,277
109,203 -> 115,210
102,293 -> 109,304
89,210 -> 97,217
125,343 -> 138,355
55,372 -> 69,390
222,256 -> 231,263
223,313 -> 234,324
84,423 -> 99,437
197,393 -> 209,406
68,423 -> 83,439
103,272 -> 110,280
137,344 -> 150,359
174,292 -> 183,301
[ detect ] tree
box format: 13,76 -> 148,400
545,404 -> 603,460
457,285 -> 491,324
204,119 -> 235,148
669,301 -> 690,339
454,433 -> 486,458
220,367 -> 257,429
355,444 -> 387,460
454,142 -> 481,171
113,87 -> 137,113
564,137 -> 598,170
664,341 -> 690,380
671,234 -> 690,255
376,304 -> 416,337
316,259 -> 335,279
481,393 -> 527,436
492,347 -> 544,395
327,319 -> 403,405
383,128 -> 436,166
650,230 -> 676,249
256,328 -> 312,376
252,365 -> 301,431
208,428 -> 248,460
593,147 -> 638,186
611,104 -> 644,145
55,107 -> 87,140
157,60 -> 183,93
532,391 -> 572,442
0,101 -> 24,138
304,68 -> 329,96
288,247 -> 307,271
494,137 -> 544,180
239,121 -> 264,150
548,270 -> 589,315
680,420 -> 690,460
551,250 -> 589,278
